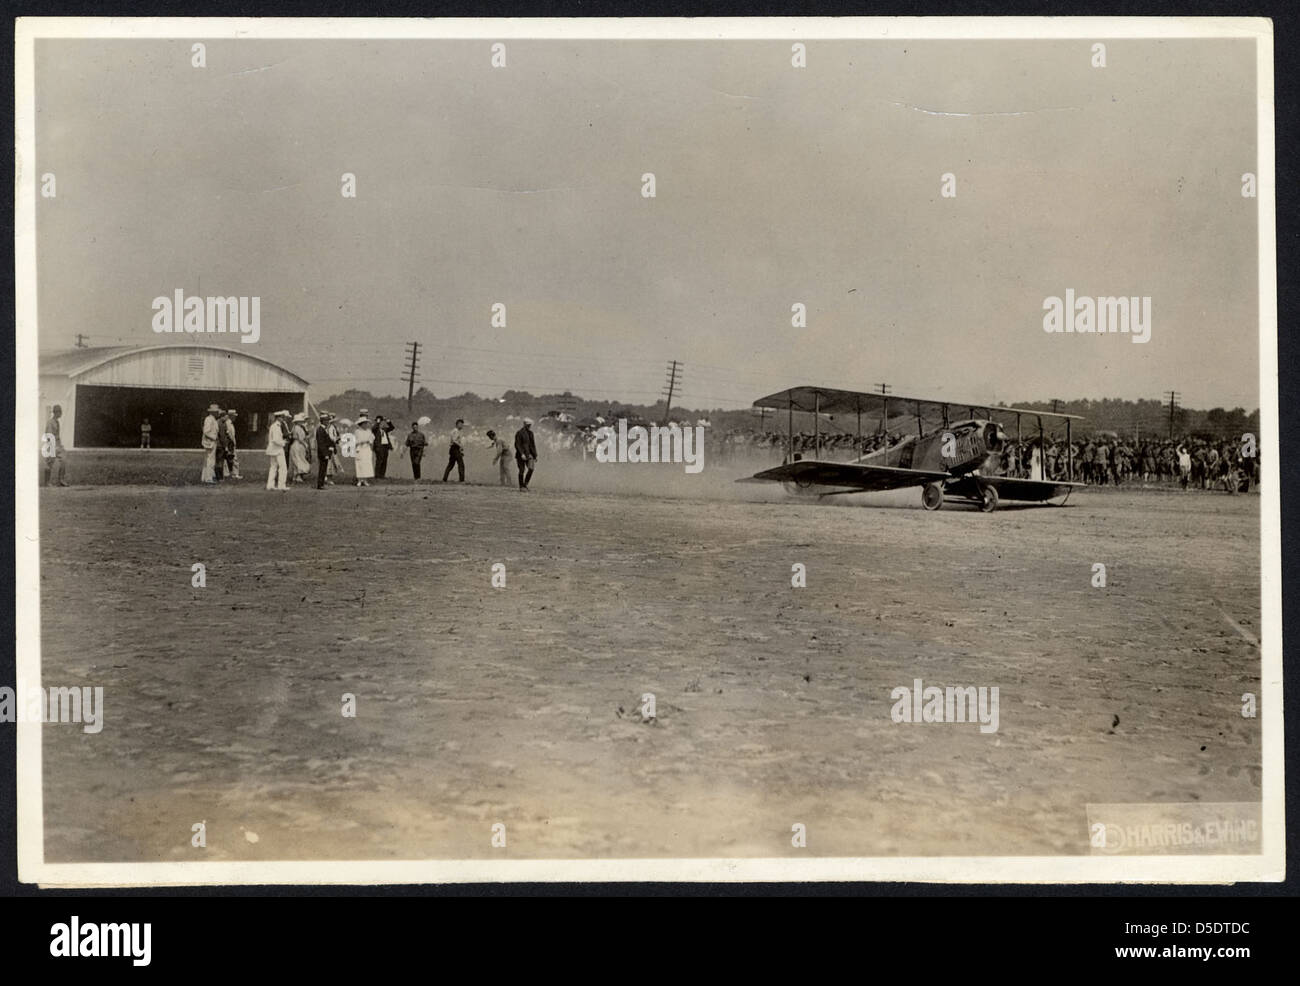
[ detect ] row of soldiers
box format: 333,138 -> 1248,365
1040,437 -> 1259,489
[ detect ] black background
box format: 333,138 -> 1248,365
1,0 -> 1294,967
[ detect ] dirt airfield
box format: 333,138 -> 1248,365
36,453 -> 1262,861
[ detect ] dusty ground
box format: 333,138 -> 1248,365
36,465 -> 1261,861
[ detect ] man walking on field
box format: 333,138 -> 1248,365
442,418 -> 468,482
514,418 -> 538,491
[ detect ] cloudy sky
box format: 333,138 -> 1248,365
35,35 -> 1261,410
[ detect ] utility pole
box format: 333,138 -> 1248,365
1165,390 -> 1180,440
661,360 -> 682,424
1050,398 -> 1062,414
74,333 -> 89,348
403,342 -> 421,412
875,383 -> 892,395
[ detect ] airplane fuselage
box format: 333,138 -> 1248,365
858,419 -> 1005,478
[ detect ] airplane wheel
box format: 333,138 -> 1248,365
979,485 -> 999,513
922,483 -> 943,511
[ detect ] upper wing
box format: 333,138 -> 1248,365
739,459 -> 949,493
752,385 -> 1085,422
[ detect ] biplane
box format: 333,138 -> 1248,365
738,385 -> 1084,513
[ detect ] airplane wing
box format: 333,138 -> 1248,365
739,459 -> 950,492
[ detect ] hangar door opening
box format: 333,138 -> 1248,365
73,384 -> 305,449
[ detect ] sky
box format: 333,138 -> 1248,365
34,36 -> 1262,411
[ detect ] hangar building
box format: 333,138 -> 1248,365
38,345 -> 310,449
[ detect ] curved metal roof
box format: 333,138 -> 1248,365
39,344 -> 310,387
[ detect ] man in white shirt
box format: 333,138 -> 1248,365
442,418 -> 467,482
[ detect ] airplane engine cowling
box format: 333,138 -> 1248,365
983,422 -> 1004,452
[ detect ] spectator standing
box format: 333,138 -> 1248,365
44,405 -> 69,487
403,422 -> 428,480
224,410 -> 242,479
265,410 -> 289,491
201,404 -> 221,484
353,415 -> 375,487
315,413 -> 337,490
373,416 -> 396,478
442,418 -> 467,482
487,430 -> 511,486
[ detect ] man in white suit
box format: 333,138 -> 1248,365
265,410 -> 290,491
200,403 -> 221,484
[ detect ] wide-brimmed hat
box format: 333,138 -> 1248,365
227,409 -> 238,416
275,409 -> 290,418
523,417 -> 534,426
206,403 -> 222,413
358,408 -> 370,416
292,412 -> 307,423
319,411 -> 332,420
356,415 -> 371,425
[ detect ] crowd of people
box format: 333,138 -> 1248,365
37,402 -> 1261,497
196,405 -> 541,492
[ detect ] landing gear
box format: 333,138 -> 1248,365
979,484 -> 999,513
782,477 -> 819,497
922,483 -> 944,511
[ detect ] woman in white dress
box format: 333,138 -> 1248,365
353,415 -> 375,487
290,413 -> 312,482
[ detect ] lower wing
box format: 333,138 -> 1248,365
738,459 -> 950,493
950,475 -> 1083,502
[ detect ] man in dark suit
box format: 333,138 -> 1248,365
315,413 -> 337,489
404,422 -> 428,480
514,418 -> 538,490
372,415 -> 396,478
